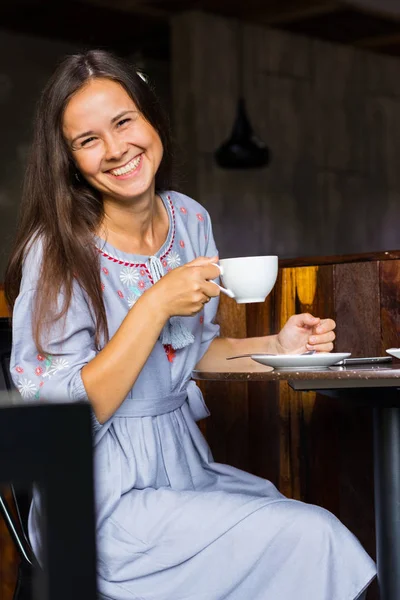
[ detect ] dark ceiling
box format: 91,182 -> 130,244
4,0 -> 400,59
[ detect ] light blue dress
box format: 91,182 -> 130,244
11,191 -> 376,600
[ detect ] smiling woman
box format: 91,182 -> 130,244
3,50 -> 375,600
5,51 -> 173,352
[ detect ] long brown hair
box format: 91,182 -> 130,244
4,50 -> 173,352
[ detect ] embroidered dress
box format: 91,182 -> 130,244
11,191 -> 375,600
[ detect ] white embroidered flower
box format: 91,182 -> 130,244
166,251 -> 181,269
127,293 -> 139,309
52,358 -> 69,373
17,378 -> 37,399
120,267 -> 140,286
42,357 -> 69,378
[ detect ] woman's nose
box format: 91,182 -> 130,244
104,135 -> 128,161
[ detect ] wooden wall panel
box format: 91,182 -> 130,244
0,289 -> 9,318
0,489 -> 19,600
334,262 -> 381,356
380,259 -> 400,352
273,265 -> 337,500
273,268 -> 299,497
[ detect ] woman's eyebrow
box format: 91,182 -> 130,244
111,109 -> 137,124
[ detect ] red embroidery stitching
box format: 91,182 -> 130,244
164,344 -> 176,363
95,195 -> 176,284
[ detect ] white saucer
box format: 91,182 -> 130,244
386,348 -> 400,359
250,352 -> 351,370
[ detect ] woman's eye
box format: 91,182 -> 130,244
117,118 -> 131,128
81,136 -> 97,147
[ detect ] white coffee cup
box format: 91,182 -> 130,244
216,255 -> 278,303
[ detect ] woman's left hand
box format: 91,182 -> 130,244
275,313 -> 336,354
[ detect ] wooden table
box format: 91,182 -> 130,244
193,362 -> 400,600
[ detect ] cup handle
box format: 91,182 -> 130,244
214,283 -> 236,299
211,263 -> 235,299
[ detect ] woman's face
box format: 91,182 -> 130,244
63,77 -> 163,203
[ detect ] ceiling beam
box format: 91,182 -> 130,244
75,0 -> 169,18
340,0 -> 400,19
96,0 -> 342,25
254,0 -> 342,25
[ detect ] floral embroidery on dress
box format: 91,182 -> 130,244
17,378 -> 37,399
196,213 -> 204,222
120,267 -> 140,286
17,356 -> 70,401
180,207 -> 187,215
166,251 -> 181,269
164,344 -> 176,363
117,290 -> 124,299
102,267 -> 109,276
179,240 -> 185,248
42,356 -> 69,378
200,316 -> 204,324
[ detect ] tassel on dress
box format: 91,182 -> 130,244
148,255 -> 195,351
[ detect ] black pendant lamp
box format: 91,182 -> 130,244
215,97 -> 269,168
215,25 -> 270,170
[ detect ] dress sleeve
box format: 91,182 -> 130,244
10,283 -> 102,430
198,210 -> 221,360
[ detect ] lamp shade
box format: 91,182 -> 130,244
215,97 -> 270,169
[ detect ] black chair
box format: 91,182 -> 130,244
0,318 -> 35,599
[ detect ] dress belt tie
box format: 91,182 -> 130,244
112,381 -> 210,421
114,391 -> 188,418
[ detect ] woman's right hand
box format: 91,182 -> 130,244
146,256 -> 221,319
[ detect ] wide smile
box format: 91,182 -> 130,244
106,154 -> 143,180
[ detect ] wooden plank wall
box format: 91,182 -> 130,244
172,11 -> 400,264
0,488 -> 18,600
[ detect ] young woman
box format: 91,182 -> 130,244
5,50 -> 375,600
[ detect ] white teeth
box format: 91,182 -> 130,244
110,155 -> 142,176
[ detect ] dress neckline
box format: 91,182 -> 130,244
95,192 -> 176,267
